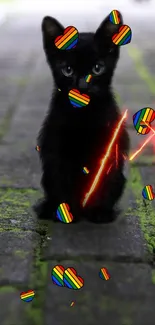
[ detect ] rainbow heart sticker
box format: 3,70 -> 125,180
51,265 -> 84,290
112,25 -> 132,46
56,203 -> 74,223
51,265 -> 65,287
142,185 -> 155,201
20,290 -> 35,302
99,267 -> 110,281
54,26 -> 79,50
109,10 -> 121,24
133,107 -> 155,135
85,74 -> 92,83
63,267 -> 84,290
83,167 -> 89,174
68,89 -> 90,108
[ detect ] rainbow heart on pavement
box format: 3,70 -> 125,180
51,265 -> 65,287
68,89 -> 90,108
63,267 -> 84,290
99,267 -> 111,281
20,290 -> 35,302
142,185 -> 155,201
51,265 -> 84,290
112,25 -> 132,46
54,26 -> 79,50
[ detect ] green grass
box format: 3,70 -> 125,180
116,47 -> 155,258
130,166 -> 155,256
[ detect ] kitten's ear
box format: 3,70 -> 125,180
95,12 -> 123,46
42,16 -> 64,40
42,16 -> 64,57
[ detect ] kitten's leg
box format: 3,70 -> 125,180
33,197 -> 56,220
34,158 -> 81,222
85,169 -> 126,223
84,128 -> 130,223
33,159 -> 59,220
34,157 -> 67,220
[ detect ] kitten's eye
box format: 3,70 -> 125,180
61,66 -> 74,77
92,63 -> 105,76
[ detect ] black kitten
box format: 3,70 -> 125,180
34,13 -> 130,223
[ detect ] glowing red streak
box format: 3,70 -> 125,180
106,164 -> 112,175
116,143 -> 118,168
82,110 -> 128,207
144,122 -> 155,134
129,122 -> 155,161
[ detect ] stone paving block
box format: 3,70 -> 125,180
0,56 -> 52,188
44,214 -> 148,261
0,288 -> 27,325
0,188 -> 41,231
45,260 -> 155,325
140,165 -> 155,188
0,145 -> 41,188
0,35 -> 40,120
0,231 -> 41,285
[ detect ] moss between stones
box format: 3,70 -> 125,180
13,250 -> 30,258
0,286 -> 17,293
25,247 -> 48,325
151,270 -> 155,284
0,187 -> 49,325
0,187 -> 42,232
0,188 -> 39,207
130,166 -> 155,256
130,155 -> 155,165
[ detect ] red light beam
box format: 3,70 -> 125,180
116,143 -> 118,168
106,164 -> 113,175
129,122 -> 155,161
144,121 -> 155,134
82,110 -> 128,207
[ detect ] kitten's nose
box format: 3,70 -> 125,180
78,78 -> 88,90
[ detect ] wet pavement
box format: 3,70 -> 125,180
0,3 -> 155,325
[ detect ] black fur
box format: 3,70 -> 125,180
34,13 -> 130,223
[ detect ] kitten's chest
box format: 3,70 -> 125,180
62,115 -> 108,160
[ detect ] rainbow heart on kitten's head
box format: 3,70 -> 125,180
54,26 -> 79,50
112,25 -> 132,46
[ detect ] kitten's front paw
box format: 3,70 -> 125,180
33,198 -> 56,220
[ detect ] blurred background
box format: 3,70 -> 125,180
0,0 -> 155,163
